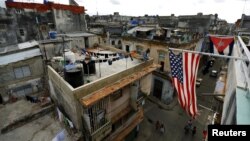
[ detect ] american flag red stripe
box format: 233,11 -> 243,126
169,51 -> 200,118
172,78 -> 185,109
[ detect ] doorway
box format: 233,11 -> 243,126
153,79 -> 163,100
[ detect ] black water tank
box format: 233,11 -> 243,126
82,61 -> 96,75
64,68 -> 84,88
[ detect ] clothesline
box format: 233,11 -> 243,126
169,48 -> 249,62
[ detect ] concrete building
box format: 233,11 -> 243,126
0,40 -> 44,103
158,14 -> 178,28
122,31 -> 199,104
4,0 -> 87,42
178,13 -> 218,34
239,14 -> 250,32
0,7 -> 18,47
47,43 -> 159,140
220,36 -> 250,124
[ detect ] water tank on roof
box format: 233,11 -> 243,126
49,31 -> 57,39
64,68 -> 84,88
82,60 -> 96,75
64,51 -> 76,64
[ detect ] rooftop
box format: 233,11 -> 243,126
0,48 -> 41,66
127,26 -> 155,34
57,32 -> 95,38
81,63 -> 159,106
0,113 -> 74,141
0,40 -> 39,55
51,47 -> 144,87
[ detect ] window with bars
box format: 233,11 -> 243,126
110,89 -> 122,101
14,66 -> 31,79
19,28 -> 25,36
136,46 -> 143,55
85,98 -> 109,133
158,51 -> 165,60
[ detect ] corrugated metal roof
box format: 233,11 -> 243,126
58,32 -> 95,38
127,26 -> 155,34
0,40 -> 39,54
18,40 -> 39,49
0,48 -> 42,66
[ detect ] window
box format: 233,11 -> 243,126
16,9 -> 22,14
158,51 -> 165,60
136,46 -> 143,55
126,45 -> 130,52
111,40 -> 115,45
12,84 -> 33,97
14,66 -> 31,79
0,24 -> 6,31
19,29 -> 25,36
111,89 -> 122,101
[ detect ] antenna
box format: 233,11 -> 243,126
96,0 -> 98,16
242,0 -> 247,14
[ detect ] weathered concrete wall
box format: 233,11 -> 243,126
122,39 -> 197,72
53,9 -> 86,33
0,8 -> 18,47
40,41 -> 71,61
0,56 -> 44,101
140,74 -> 153,95
74,59 -> 154,99
69,35 -> 98,49
47,66 -> 82,129
70,37 -> 85,49
106,85 -> 130,119
151,75 -> 174,104
88,36 -> 99,47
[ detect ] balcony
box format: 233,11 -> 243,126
111,107 -> 144,140
91,121 -> 112,141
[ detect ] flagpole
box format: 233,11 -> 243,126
168,48 -> 249,62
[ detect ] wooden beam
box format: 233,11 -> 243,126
80,64 -> 160,107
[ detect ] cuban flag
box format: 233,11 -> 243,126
209,35 -> 234,56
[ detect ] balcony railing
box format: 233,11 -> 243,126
236,36 -> 250,89
91,121 -> 112,141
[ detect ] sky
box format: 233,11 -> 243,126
1,0 -> 250,23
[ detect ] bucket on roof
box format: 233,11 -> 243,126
49,31 -> 57,39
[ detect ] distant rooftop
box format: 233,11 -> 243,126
0,40 -> 41,66
0,40 -> 39,55
127,26 -> 155,34
57,32 -> 95,38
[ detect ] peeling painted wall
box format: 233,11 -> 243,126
53,9 -> 86,33
0,56 -> 44,102
0,8 -> 18,47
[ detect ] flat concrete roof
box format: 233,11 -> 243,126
57,32 -> 95,38
83,56 -> 141,83
81,63 -> 159,106
0,48 -> 42,66
0,99 -> 42,130
60,48 -> 143,84
0,113 -> 73,141
0,40 -> 38,54
0,99 -> 77,141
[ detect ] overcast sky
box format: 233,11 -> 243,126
1,0 -> 250,23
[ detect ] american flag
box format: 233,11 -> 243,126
169,50 -> 201,118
